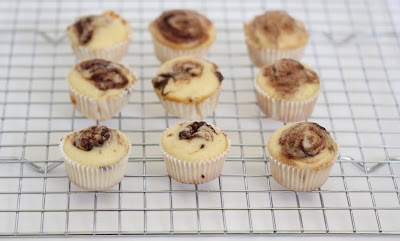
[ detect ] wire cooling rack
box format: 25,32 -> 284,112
0,0 -> 399,237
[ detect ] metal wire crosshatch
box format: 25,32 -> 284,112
0,0 -> 399,237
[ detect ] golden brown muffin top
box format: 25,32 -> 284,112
245,10 -> 308,49
256,59 -> 320,101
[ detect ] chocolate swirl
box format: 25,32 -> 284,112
264,59 -> 318,96
76,59 -> 129,91
155,9 -> 211,45
249,10 -> 297,46
152,60 -> 203,96
179,121 -> 216,141
73,125 -> 111,151
279,122 -> 334,159
74,15 -> 111,45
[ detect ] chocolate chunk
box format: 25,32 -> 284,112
279,122 -> 332,159
215,71 -> 224,82
179,121 -> 216,141
156,9 -> 211,45
265,59 -> 318,96
201,175 -> 205,179
76,59 -> 129,91
73,125 -> 111,151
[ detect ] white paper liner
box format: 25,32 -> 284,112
157,87 -> 221,120
151,37 -> 211,63
254,80 -> 319,122
59,132 -> 131,191
160,128 -> 231,184
245,38 -> 306,68
71,37 -> 131,62
268,152 -> 338,191
69,78 -> 136,121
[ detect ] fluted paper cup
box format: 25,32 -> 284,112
268,153 -> 338,191
156,87 -> 221,120
245,38 -> 306,68
71,37 -> 131,61
254,80 -> 319,122
160,129 -> 231,184
151,37 -> 211,63
59,133 -> 131,191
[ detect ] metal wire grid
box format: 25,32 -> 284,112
0,0 -> 399,237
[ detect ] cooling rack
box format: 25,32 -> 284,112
0,0 -> 399,237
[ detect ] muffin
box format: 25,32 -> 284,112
161,121 -> 230,184
244,10 -> 309,67
148,9 -> 216,63
59,125 -> 131,190
254,59 -> 320,122
68,58 -> 137,121
67,11 -> 131,61
268,122 -> 338,191
152,55 -> 223,120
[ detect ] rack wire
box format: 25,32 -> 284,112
0,0 -> 399,237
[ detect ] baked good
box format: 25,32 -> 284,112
67,11 -> 131,61
152,55 -> 223,120
148,9 -> 216,62
60,125 -> 131,190
68,58 -> 136,121
244,10 -> 309,67
254,59 -> 320,122
268,122 -> 338,191
161,121 -> 230,184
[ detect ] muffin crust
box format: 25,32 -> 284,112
256,59 -> 319,101
161,121 -> 228,161
67,11 -> 130,50
149,9 -> 216,49
268,122 -> 338,170
244,10 -> 308,49
152,56 -> 223,104
68,59 -> 136,99
63,125 -> 130,168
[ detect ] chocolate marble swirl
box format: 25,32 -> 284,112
264,59 -> 318,96
179,121 -> 216,141
155,9 -> 211,45
249,10 -> 297,46
76,59 -> 129,91
74,15 -> 111,45
279,122 -> 334,159
73,125 -> 111,151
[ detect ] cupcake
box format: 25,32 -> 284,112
268,122 -> 338,191
68,58 -> 137,121
244,10 -> 309,67
148,9 -> 216,63
67,11 -> 131,61
59,125 -> 131,191
161,121 -> 230,184
254,59 -> 320,122
152,55 -> 223,120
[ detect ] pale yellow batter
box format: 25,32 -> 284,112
161,121 -> 228,161
68,59 -> 136,99
268,123 -> 338,170
67,11 -> 130,50
152,56 -> 222,104
63,126 -> 130,168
